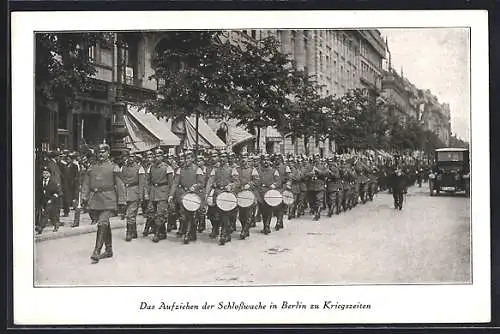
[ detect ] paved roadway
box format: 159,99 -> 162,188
35,185 -> 471,286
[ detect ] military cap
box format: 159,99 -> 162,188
41,165 -> 51,173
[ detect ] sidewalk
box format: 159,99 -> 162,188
35,209 -> 147,242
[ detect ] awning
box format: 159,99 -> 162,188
266,126 -> 283,142
228,125 -> 254,148
183,116 -> 226,150
206,119 -> 254,148
124,105 -> 180,152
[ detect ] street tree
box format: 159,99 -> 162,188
147,31 -> 242,121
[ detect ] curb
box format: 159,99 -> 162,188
35,218 -> 147,243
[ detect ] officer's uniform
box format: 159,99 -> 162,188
147,152 -> 174,243
81,144 -> 126,264
120,156 -> 146,241
275,160 -> 290,230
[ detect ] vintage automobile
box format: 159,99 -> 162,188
428,148 -> 470,197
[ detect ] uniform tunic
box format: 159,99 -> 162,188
82,160 -> 125,211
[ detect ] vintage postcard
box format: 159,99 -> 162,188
11,10 -> 489,325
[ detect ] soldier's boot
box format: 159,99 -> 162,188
143,219 -> 152,237
197,215 -> 206,233
239,221 -> 248,240
209,223 -> 219,239
313,207 -> 321,221
183,220 -> 192,244
99,225 -> 113,259
158,223 -> 167,240
90,224 -> 106,264
125,223 -> 133,242
261,217 -> 271,235
250,212 -> 257,227
152,225 -> 161,243
132,223 -> 138,239
52,219 -> 59,232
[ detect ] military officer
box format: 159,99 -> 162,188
147,148 -> 175,243
170,150 -> 204,244
205,151 -> 220,235
196,155 -> 208,233
141,150 -> 154,235
120,153 -> 146,242
81,144 -> 126,264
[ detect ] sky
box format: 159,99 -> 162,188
379,28 -> 470,141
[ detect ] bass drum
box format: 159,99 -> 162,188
216,192 -> 238,211
206,188 -> 215,206
281,190 -> 295,205
264,189 -> 283,207
181,192 -> 202,212
237,190 -> 256,208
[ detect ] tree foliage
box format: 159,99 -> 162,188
35,32 -> 104,110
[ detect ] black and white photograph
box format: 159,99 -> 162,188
12,10 -> 490,325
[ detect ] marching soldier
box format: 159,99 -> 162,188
389,156 -> 408,210
287,157 -> 302,220
205,151 -> 220,236
297,156 -> 308,217
258,155 -> 281,234
205,152 -> 240,245
120,153 -> 146,242
305,154 -> 328,221
141,151 -> 154,235
81,143 -> 126,264
146,148 -> 175,243
274,154 -> 291,230
167,153 -> 180,232
170,150 -> 204,244
326,157 -> 341,217
196,155 -> 208,233
236,153 -> 260,239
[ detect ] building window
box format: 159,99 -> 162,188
251,30 -> 257,39
88,45 -> 96,61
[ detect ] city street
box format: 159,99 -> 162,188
35,185 -> 471,286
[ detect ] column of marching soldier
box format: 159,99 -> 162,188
36,144 -> 430,264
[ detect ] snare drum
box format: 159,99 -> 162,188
237,190 -> 256,208
264,189 -> 283,207
181,192 -> 202,212
216,192 -> 238,211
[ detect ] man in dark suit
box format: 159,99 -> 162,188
389,157 -> 408,210
37,167 -> 62,234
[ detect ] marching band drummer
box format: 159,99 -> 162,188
205,152 -> 240,246
258,154 -> 282,235
170,150 -> 205,244
236,153 -> 261,240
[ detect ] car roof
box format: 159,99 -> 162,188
435,148 -> 468,152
